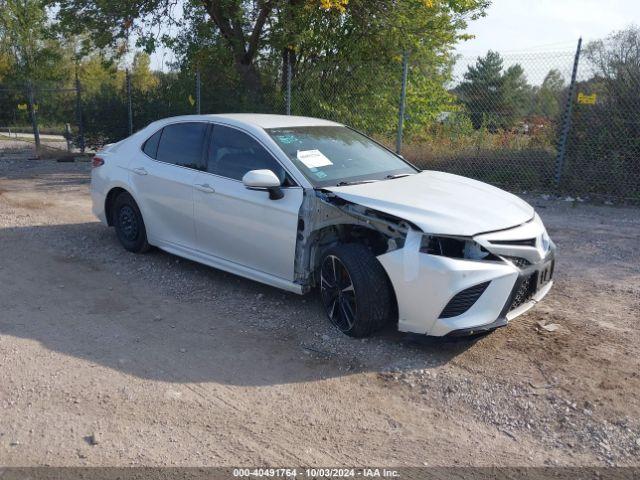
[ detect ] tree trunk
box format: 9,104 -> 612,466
203,0 -> 272,103
236,57 -> 265,103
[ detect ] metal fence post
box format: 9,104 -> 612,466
396,50 -> 409,154
27,81 -> 41,153
196,69 -> 202,114
126,68 -> 133,136
75,70 -> 85,153
285,50 -> 292,115
555,37 -> 582,186
65,123 -> 72,152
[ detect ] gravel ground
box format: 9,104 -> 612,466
0,136 -> 78,161
0,157 -> 639,467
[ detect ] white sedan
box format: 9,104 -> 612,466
91,114 -> 555,337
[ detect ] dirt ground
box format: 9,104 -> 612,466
0,157 -> 639,467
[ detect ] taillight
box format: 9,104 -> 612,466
92,156 -> 105,168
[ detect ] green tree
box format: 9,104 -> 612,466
0,0 -> 67,83
160,0 -> 487,135
502,64 -> 532,125
78,54 -> 120,96
458,50 -> 532,130
457,50 -> 505,129
533,69 -> 564,118
0,50 -> 12,82
130,52 -> 158,92
51,0 -> 488,100
0,0 -> 76,130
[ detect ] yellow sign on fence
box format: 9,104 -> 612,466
17,103 -> 38,111
577,92 -> 597,105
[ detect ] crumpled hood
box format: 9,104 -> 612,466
324,170 -> 535,236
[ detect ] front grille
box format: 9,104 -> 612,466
439,281 -> 490,318
503,256 -> 531,268
489,238 -> 537,247
508,273 -> 537,311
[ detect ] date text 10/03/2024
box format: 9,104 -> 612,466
232,469 -> 400,478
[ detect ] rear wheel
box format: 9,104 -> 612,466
319,244 -> 393,337
113,192 -> 150,253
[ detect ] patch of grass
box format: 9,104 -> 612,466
404,143 -> 556,191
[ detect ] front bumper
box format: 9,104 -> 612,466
445,256 -> 554,337
376,218 -> 555,337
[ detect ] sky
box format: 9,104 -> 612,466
452,0 -> 639,85
456,0 -> 638,57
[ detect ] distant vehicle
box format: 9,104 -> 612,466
91,114 -> 555,337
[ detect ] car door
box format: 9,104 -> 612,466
193,124 -> 303,281
130,122 -> 208,249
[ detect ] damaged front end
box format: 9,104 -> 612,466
293,189 -> 414,292
293,188 -> 554,336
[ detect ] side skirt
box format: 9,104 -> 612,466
151,238 -> 304,295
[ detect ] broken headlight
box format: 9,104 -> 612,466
419,235 -> 495,261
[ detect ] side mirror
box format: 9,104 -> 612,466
242,169 -> 284,200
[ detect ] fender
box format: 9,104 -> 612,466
103,176 -> 149,229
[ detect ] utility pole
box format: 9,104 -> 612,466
555,37 -> 582,186
285,50 -> 292,115
396,50 -> 409,155
75,66 -> 85,153
196,69 -> 201,114
27,81 -> 41,154
126,68 -> 133,136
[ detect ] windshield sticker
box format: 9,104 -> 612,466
314,171 -> 328,179
276,134 -> 297,144
297,149 -> 333,168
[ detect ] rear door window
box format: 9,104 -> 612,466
155,122 -> 207,170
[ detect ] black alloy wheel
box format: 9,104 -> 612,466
318,244 -> 394,338
320,254 -> 358,333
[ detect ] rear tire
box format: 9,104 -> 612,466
319,244 -> 393,338
113,192 -> 151,253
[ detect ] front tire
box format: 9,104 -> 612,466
113,192 -> 151,253
319,244 -> 393,338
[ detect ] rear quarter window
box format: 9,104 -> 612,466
142,129 -> 162,159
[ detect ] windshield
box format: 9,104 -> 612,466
267,126 -> 417,187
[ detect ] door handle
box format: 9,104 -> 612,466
132,167 -> 148,176
195,183 -> 216,194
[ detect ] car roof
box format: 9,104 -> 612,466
151,113 -> 343,130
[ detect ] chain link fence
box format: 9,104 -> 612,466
288,55 -> 405,142
286,40 -> 639,203
403,49 -> 579,194
560,36 -> 640,201
1,38 -> 638,203
0,81 -> 80,156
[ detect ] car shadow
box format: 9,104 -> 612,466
0,221 -> 480,387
